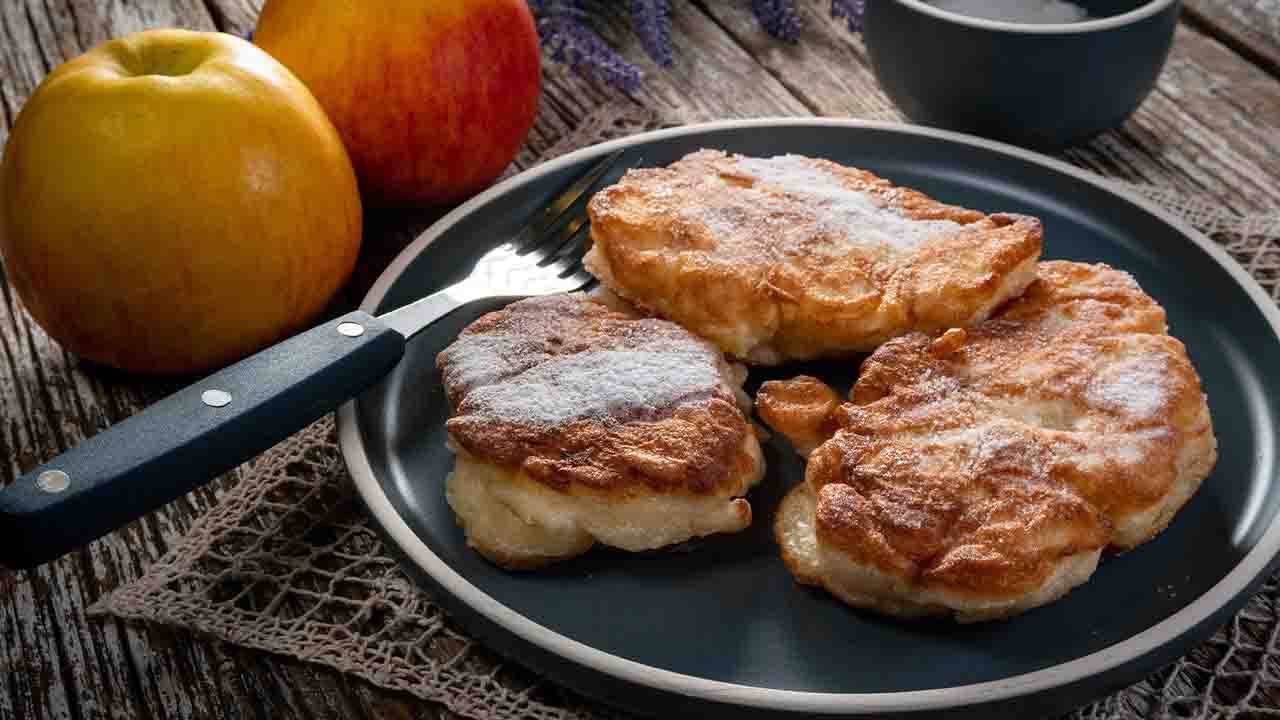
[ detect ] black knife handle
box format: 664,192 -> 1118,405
0,311 -> 404,569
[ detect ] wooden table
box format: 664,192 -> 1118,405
2,2 -> 1279,718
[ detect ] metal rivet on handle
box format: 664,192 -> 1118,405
201,389 -> 232,408
36,470 -> 70,494
337,322 -> 365,337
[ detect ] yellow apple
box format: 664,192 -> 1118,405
254,0 -> 542,207
0,29 -> 362,375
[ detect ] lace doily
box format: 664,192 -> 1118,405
93,106 -> 1280,720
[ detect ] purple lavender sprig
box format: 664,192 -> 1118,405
529,0 -> 642,92
526,0 -> 865,92
830,0 -> 866,32
631,0 -> 673,67
752,0 -> 803,42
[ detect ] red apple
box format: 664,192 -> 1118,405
254,0 -> 542,207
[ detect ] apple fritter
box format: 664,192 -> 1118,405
438,293 -> 765,570
586,150 -> 1042,364
760,261 -> 1217,621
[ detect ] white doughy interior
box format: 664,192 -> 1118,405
447,434 -> 765,568
964,254 -> 1039,326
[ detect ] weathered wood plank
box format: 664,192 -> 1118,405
692,0 -> 900,120
1125,24 -> 1280,210
199,0 -> 259,34
1185,0 -> 1280,80
262,660 -> 375,720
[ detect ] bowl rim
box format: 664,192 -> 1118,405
885,0 -> 1178,34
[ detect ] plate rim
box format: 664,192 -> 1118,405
337,118 -> 1280,714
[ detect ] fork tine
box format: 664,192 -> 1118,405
545,229 -> 597,278
544,252 -> 582,279
526,214 -> 589,264
511,150 -> 623,252
530,220 -> 592,265
569,269 -> 598,289
559,221 -> 594,262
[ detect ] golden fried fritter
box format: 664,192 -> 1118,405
761,262 -> 1216,621
438,293 -> 765,569
586,150 -> 1042,364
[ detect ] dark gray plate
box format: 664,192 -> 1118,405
337,120 -> 1280,718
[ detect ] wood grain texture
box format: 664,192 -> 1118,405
2,1 -> 1279,718
693,0 -> 902,120
1118,24 -> 1280,211
1185,0 -> 1280,79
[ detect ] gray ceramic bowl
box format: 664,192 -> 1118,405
863,0 -> 1180,148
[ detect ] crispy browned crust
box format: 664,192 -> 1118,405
761,261 -> 1217,608
846,261 -> 1213,538
586,150 -> 1043,363
807,429 -> 1112,600
755,375 -> 842,457
437,293 -> 757,496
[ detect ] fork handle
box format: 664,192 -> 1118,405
0,311 -> 405,569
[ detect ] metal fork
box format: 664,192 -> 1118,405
0,151 -> 628,570
381,151 -> 616,337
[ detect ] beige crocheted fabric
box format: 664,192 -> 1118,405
92,106 -> 1280,720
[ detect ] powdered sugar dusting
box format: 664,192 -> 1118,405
1109,440 -> 1147,465
697,205 -> 752,239
1086,355 -> 1169,419
439,334 -> 543,393
461,349 -> 722,427
730,154 -> 964,251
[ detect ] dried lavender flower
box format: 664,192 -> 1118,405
752,0 -> 803,42
631,0 -> 673,66
831,0 -> 866,32
528,0 -> 862,91
529,0 -> 643,92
